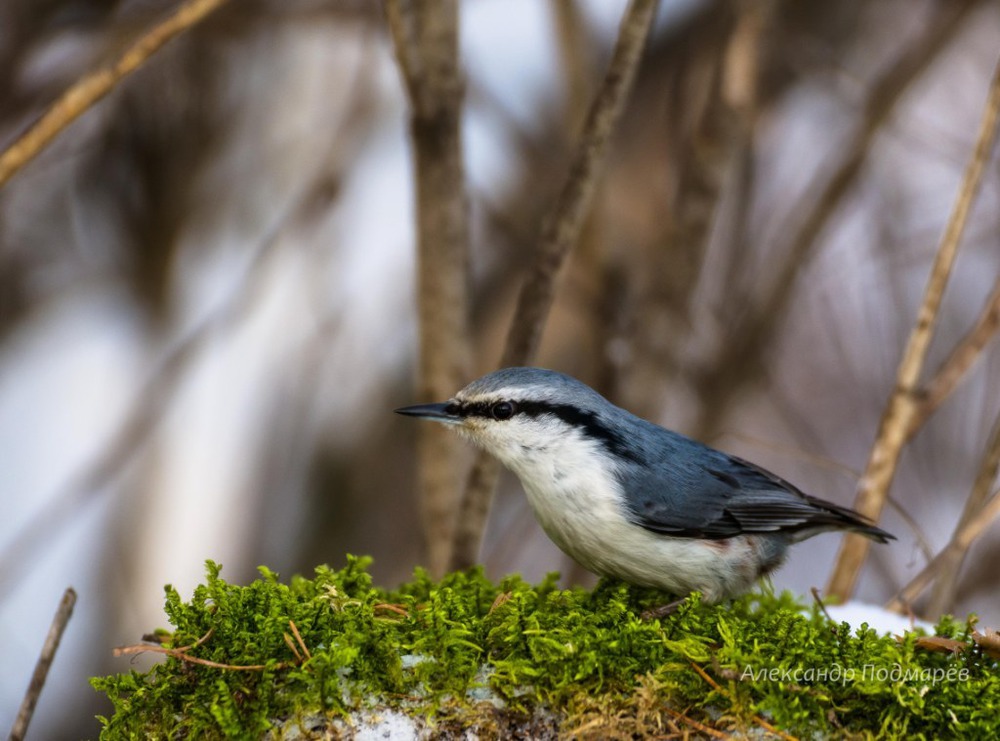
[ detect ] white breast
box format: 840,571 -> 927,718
497,426 -> 782,603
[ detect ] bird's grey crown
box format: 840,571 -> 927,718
453,367 -> 894,545
453,368 -> 643,463
457,367 -> 608,407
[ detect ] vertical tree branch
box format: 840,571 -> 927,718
387,0 -> 470,575
0,0 -> 230,190
449,0 -> 660,571
827,56 -> 1000,600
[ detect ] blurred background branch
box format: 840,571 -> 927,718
450,0 -> 660,570
386,0 -> 470,576
888,421 -> 1000,614
925,408 -> 1000,615
0,0 -> 229,189
691,0 -> 977,444
828,54 -> 1000,601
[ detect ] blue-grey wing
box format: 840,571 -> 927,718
620,443 -> 892,543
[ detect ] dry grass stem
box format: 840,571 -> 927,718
0,0 -> 230,190
661,705 -> 730,739
9,588 -> 77,741
288,620 -> 311,661
449,0 -> 661,571
827,56 -> 1000,600
113,628 -> 292,671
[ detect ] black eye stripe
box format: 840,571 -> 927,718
451,399 -> 643,463
453,401 -> 498,418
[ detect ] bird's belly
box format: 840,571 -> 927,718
518,468 -> 785,603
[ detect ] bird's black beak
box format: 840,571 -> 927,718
394,402 -> 462,424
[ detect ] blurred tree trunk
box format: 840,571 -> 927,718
387,0 -> 470,575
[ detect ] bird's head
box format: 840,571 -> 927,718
395,367 -> 628,469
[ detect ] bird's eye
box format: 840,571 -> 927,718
491,401 -> 515,420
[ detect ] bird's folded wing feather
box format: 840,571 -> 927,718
621,450 -> 888,541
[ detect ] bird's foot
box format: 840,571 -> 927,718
640,597 -> 687,620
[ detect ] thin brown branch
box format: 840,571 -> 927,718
500,0 -> 659,369
827,55 -> 1000,600
886,488 -> 1000,614
174,628 -> 215,652
0,0 -> 230,190
449,453 -> 501,570
908,277 -> 1000,437
113,626 -> 295,671
384,0 -> 421,106
628,8 -> 750,423
9,588 -> 77,741
693,0 -> 977,441
926,410 -> 1000,615
112,645 -> 286,671
449,0 -> 660,571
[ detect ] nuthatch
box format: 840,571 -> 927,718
396,367 -> 893,604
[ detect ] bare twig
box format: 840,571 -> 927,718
828,56 -> 1000,600
386,0 -> 470,575
287,619 -> 311,661
282,633 -> 303,662
886,488 -> 1000,614
384,0 -> 421,102
926,411 -> 1000,615
9,588 -> 77,741
908,277 -> 1000,436
449,0 -> 661,571
0,0 -> 230,189
500,0 -> 659,369
694,0 -> 977,441
113,629 -> 292,671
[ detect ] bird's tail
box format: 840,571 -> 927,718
795,495 -> 896,544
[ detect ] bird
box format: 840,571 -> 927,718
395,367 -> 894,606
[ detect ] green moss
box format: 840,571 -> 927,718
92,557 -> 999,739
